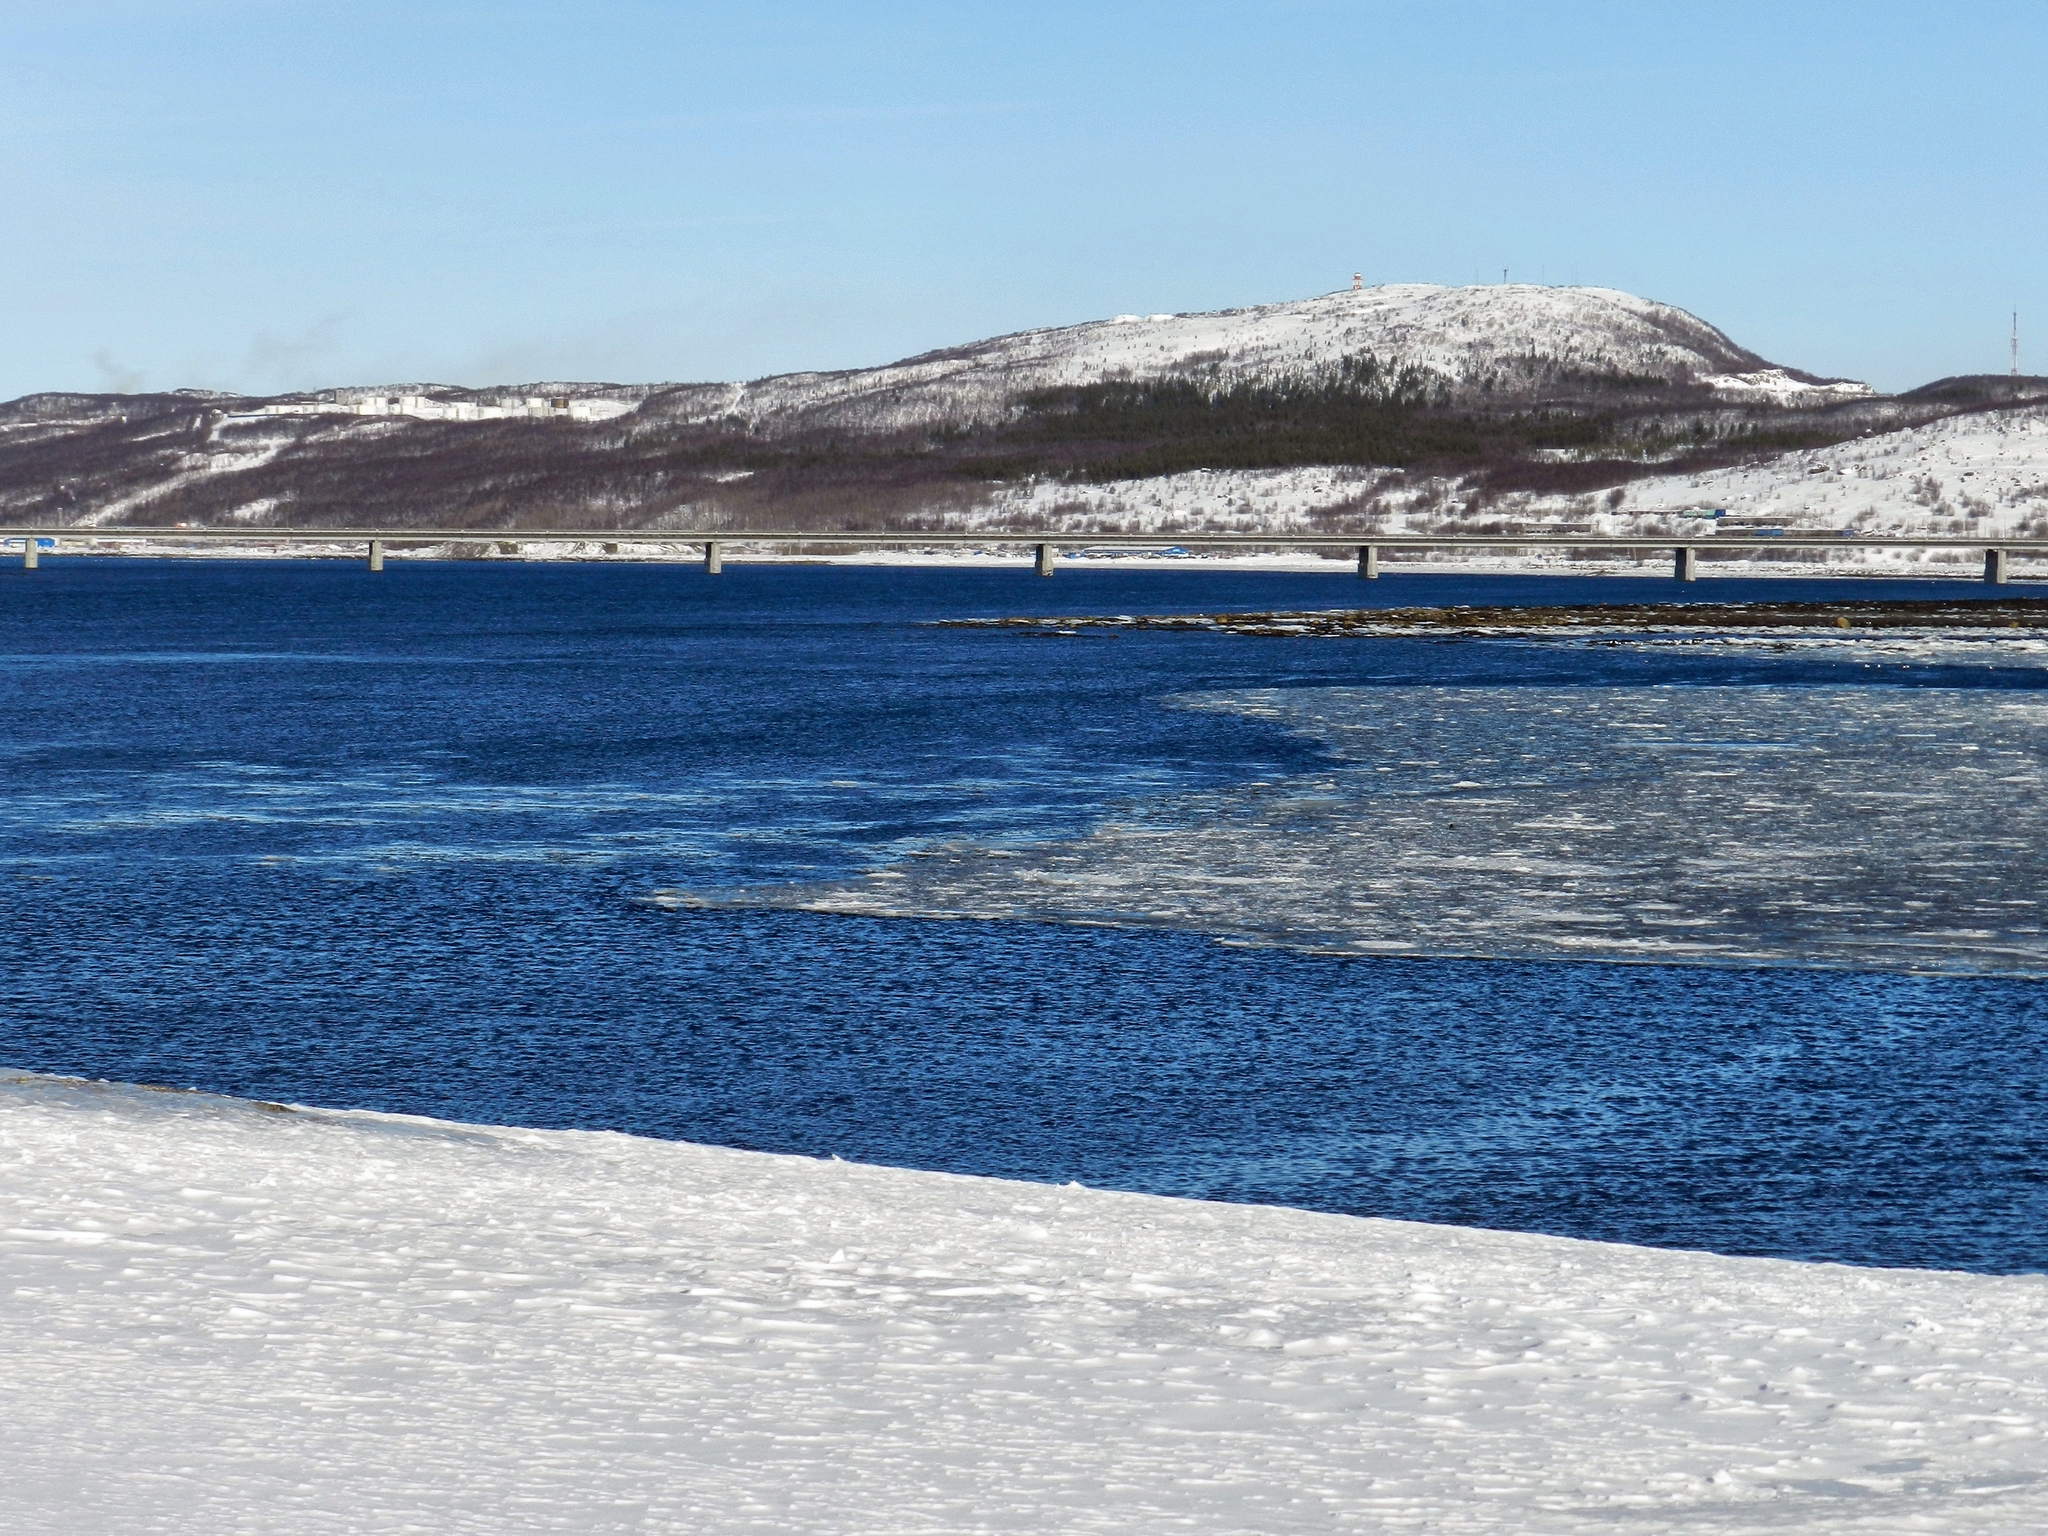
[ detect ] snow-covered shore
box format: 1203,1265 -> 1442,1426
5,1072 -> 2044,1534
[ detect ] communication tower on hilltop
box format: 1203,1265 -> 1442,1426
2013,312 -> 2021,376
1352,273 -> 1362,292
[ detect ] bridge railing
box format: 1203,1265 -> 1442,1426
4,528 -> 2045,584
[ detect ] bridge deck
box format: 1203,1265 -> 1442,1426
5,528 -> 2048,553
4,528 -> 2045,586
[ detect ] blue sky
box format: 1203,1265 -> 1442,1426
3,1 -> 2041,398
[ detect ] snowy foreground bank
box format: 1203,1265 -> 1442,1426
4,1074 -> 2045,1534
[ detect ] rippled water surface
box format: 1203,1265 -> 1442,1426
3,558 -> 2045,1272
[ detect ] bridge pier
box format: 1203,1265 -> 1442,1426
1357,544 -> 1379,579
1035,542 -> 1056,576
1986,547 -> 2009,585
1673,545 -> 1697,582
22,539 -> 38,571
367,539 -> 384,572
704,540 -> 722,574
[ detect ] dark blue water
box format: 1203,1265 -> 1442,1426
3,558 -> 2045,1273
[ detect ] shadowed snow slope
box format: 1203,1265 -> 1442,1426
655,284 -> 1845,433
4,1073 -> 2045,1535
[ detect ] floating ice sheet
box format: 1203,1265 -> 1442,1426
692,685 -> 2048,975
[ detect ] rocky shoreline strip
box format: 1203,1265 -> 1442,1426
940,597 -> 2048,637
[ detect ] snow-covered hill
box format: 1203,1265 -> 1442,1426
649,284 -> 1870,434
0,283 -> 1947,541
961,402 -> 2048,572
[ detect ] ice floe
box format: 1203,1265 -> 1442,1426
706,681 -> 2048,974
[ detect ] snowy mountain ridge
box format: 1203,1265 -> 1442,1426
646,283 -> 1871,433
0,283 -> 1866,440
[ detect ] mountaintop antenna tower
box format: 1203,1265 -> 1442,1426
2013,312 -> 2020,377
1352,273 -> 1362,292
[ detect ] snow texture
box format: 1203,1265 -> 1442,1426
4,1071 -> 2047,1534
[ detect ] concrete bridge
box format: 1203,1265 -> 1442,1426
4,527 -> 2045,583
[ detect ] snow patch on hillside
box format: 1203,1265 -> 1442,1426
1700,368 -> 1876,405
1604,405 -> 2048,533
956,403 -> 2048,574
